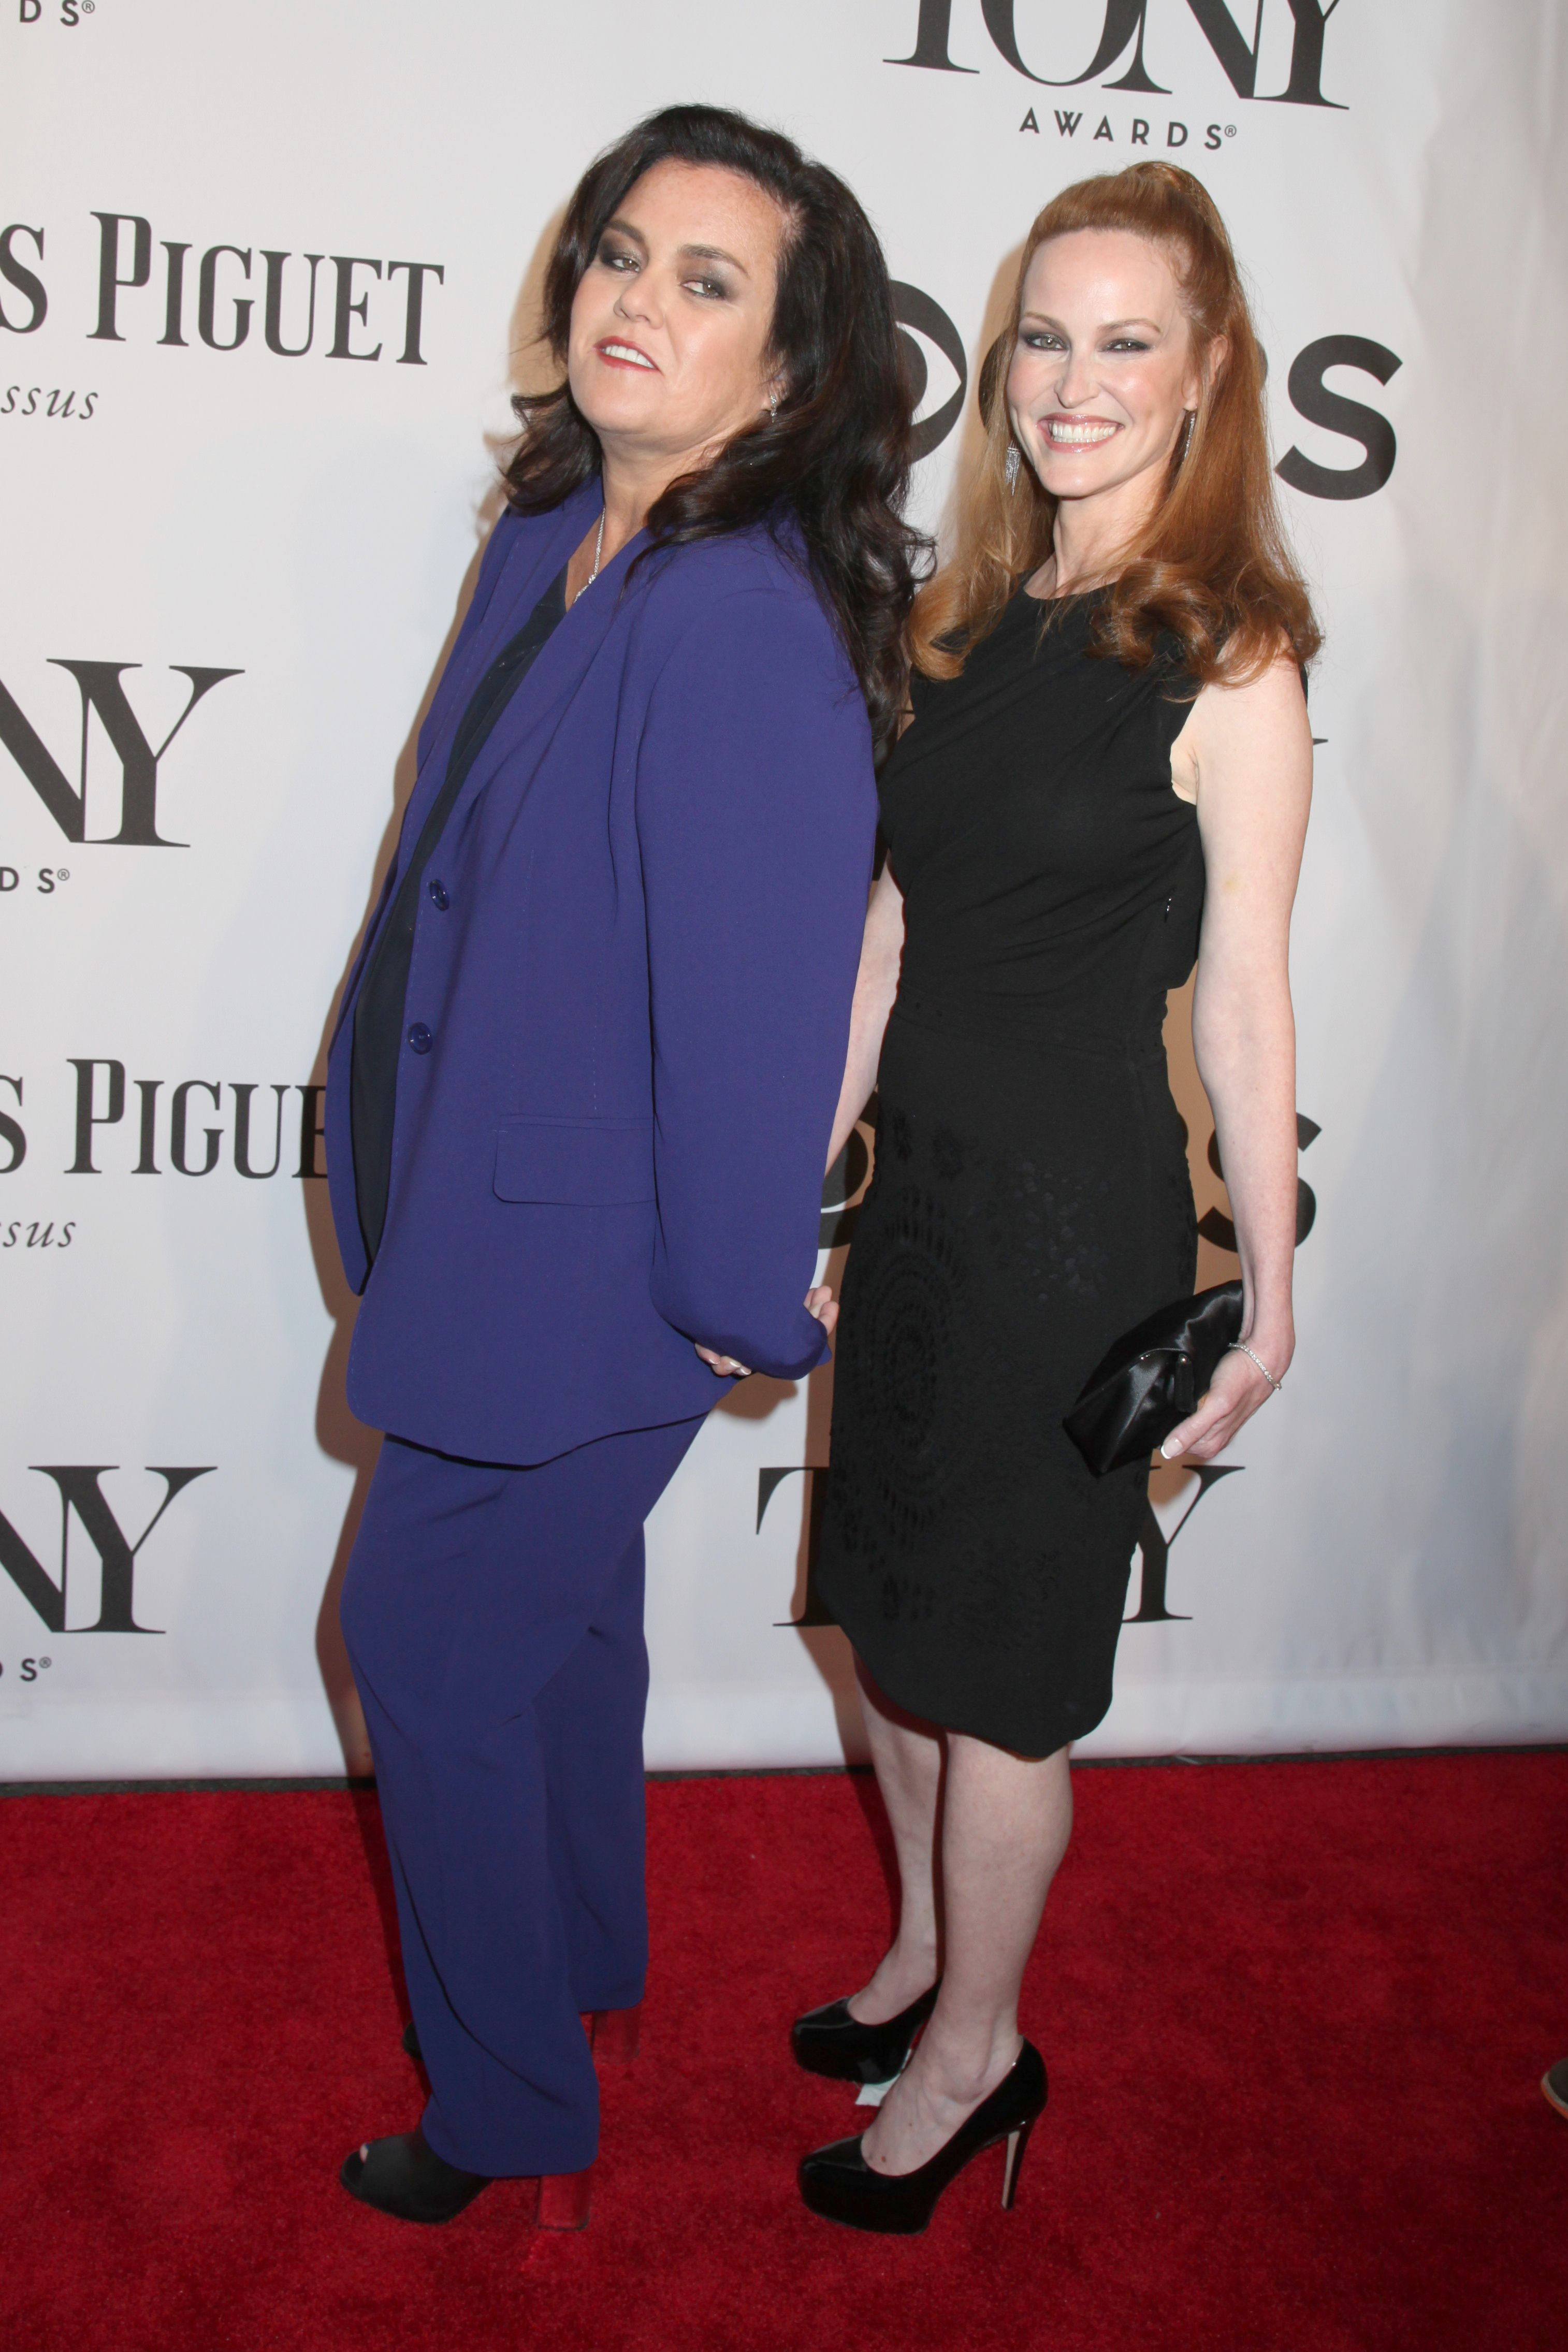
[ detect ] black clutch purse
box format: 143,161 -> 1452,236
1063,1281 -> 1244,1476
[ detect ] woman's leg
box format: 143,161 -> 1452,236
534,1530 -> 651,2016
340,1416 -> 701,2180
860,1732 -> 1072,2176
848,1661 -> 943,2023
343,1440 -> 597,2179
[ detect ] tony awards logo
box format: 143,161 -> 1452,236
0,659 -> 241,847
886,1 -> 1347,110
0,1467 -> 213,1636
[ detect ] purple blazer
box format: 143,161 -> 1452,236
325,481 -> 877,1464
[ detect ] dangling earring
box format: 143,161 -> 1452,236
1005,443 -> 1021,491
1178,410 -> 1196,460
767,386 -> 780,419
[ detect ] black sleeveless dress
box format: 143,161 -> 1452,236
815,590 -> 1204,1756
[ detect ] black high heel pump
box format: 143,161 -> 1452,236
797,2039 -> 1047,2234
790,1980 -> 940,2084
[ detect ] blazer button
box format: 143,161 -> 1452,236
406,1022 -> 433,1054
428,878 -> 449,910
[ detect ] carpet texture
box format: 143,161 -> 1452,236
2,1755 -> 1564,2351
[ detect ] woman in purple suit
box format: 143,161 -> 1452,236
327,107 -> 919,2225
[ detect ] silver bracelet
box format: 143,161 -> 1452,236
1227,1342 -> 1283,1393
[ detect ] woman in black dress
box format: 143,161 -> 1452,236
794,165 -> 1319,2232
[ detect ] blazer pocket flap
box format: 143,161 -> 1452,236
493,1118 -> 655,1206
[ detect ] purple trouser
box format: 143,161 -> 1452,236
340,1414 -> 702,2176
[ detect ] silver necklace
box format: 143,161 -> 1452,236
573,509 -> 606,606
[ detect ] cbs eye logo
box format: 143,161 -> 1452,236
892,283 -> 970,461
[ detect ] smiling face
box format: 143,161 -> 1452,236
1006,228 -> 1207,546
567,158 -> 789,482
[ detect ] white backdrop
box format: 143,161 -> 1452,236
3,1 -> 1566,1778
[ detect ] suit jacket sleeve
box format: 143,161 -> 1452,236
636,583 -> 876,1381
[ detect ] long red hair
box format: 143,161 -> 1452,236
911,163 -> 1320,687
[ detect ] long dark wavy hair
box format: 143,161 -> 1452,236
503,105 -> 923,754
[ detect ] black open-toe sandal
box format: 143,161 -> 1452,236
340,2128 -> 491,2224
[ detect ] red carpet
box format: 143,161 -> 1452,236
2,1755 -> 1564,2352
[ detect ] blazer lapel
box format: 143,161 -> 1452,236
387,484 -> 602,884
433,514 -> 653,840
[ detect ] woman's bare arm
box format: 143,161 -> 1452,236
1163,653 -> 1313,1462
825,861 -> 906,1173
